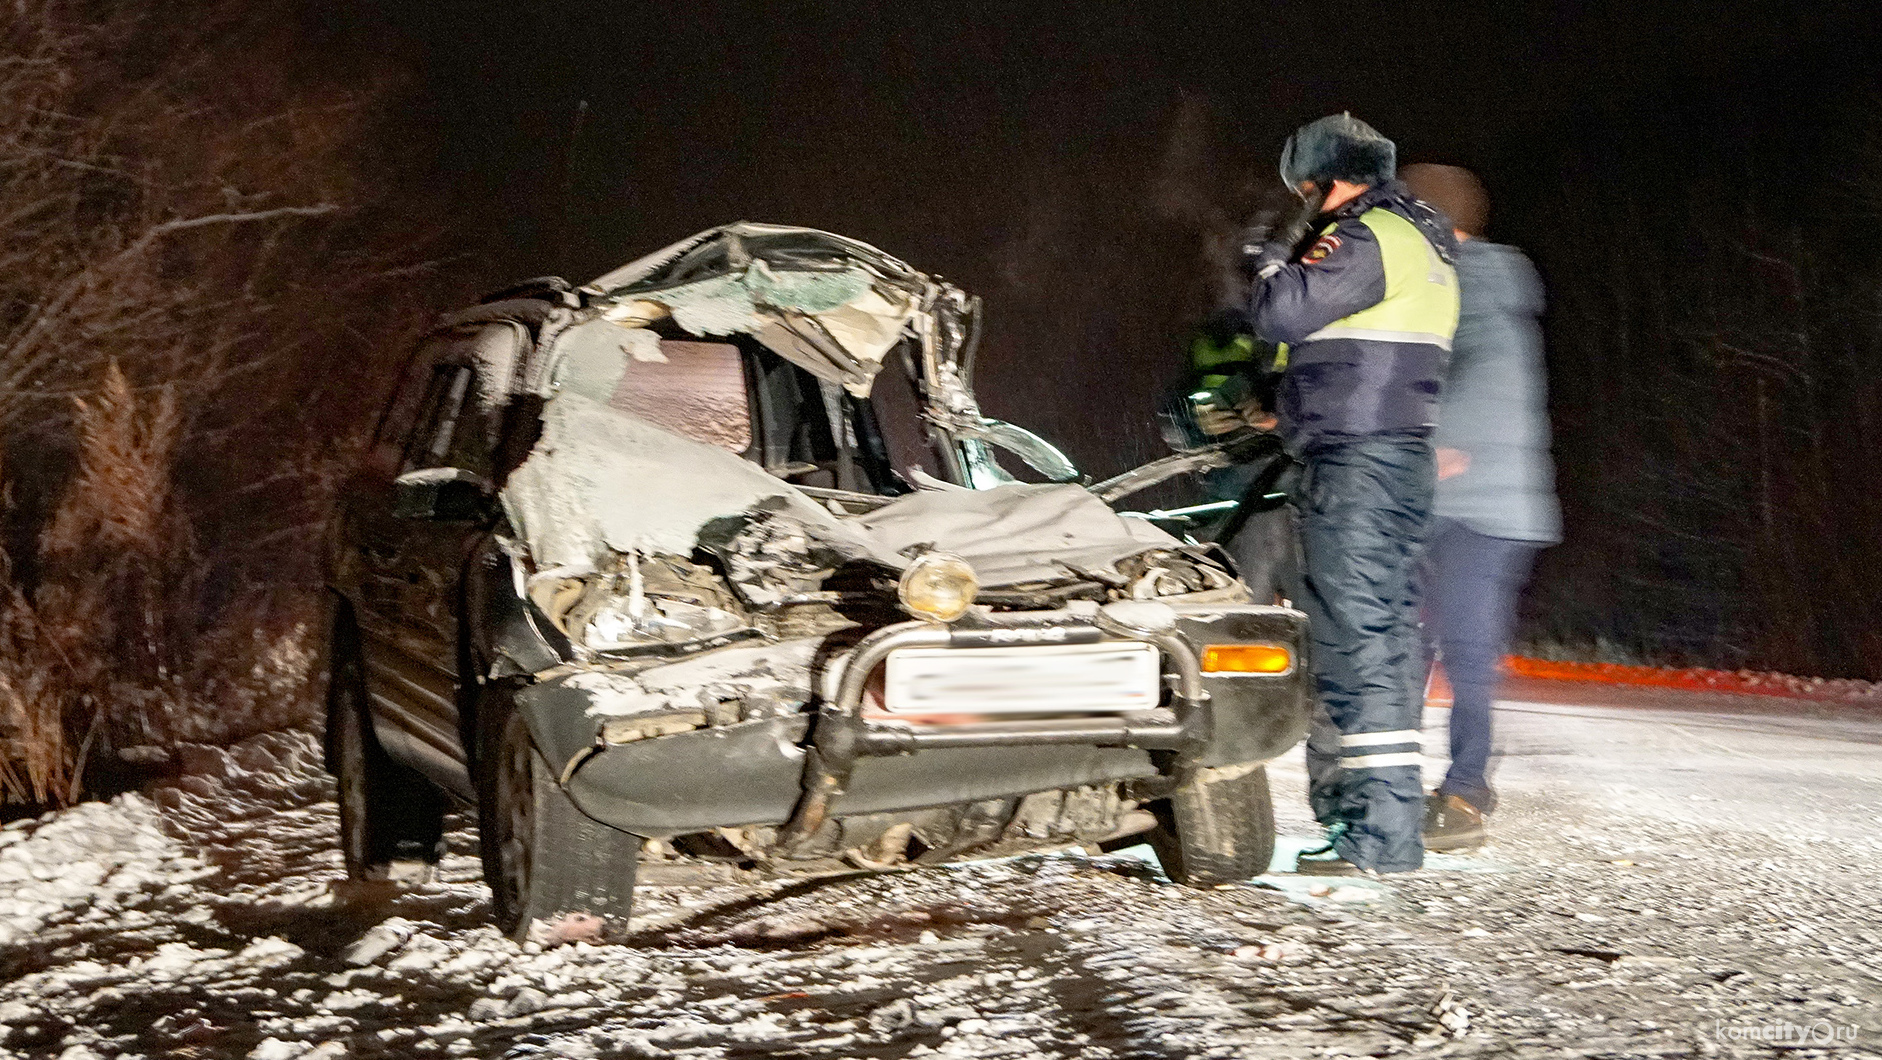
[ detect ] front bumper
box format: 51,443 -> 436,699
520,602 -> 1310,839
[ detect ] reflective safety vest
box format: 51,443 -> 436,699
1189,331 -> 1256,391
1304,208 -> 1459,350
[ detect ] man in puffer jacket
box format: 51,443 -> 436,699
1399,164 -> 1561,851
1244,115 -> 1459,874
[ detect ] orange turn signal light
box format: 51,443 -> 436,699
1200,643 -> 1293,675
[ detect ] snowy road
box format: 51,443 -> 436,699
3,680 -> 1880,1059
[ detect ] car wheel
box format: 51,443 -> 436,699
329,612 -> 447,880
478,699 -> 640,942
1147,763 -> 1277,886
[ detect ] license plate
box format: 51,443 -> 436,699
882,642 -> 1162,715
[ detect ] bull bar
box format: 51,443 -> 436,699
774,611 -> 1213,851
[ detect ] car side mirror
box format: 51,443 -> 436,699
392,467 -> 495,521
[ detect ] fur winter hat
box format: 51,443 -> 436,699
1279,113 -> 1397,190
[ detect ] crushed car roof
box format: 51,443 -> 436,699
583,223 -> 933,397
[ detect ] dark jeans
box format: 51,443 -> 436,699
1424,517 -> 1541,815
1296,434 -> 1434,873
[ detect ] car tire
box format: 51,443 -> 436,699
329,611 -> 448,880
478,698 -> 640,942
1147,763 -> 1277,886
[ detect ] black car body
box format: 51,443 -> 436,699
325,224 -> 1311,939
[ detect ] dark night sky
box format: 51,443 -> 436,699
333,1 -> 1881,477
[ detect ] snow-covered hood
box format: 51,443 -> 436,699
582,223 -> 931,398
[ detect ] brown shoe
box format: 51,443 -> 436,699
1423,793 -> 1486,852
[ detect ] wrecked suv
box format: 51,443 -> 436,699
325,224 -> 1311,939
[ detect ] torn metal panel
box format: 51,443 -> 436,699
1112,548 -> 1243,601
563,639 -> 821,722
587,222 -> 925,301
921,359 -> 1078,485
698,482 -> 1221,608
530,551 -> 749,654
701,496 -> 884,608
498,393 -> 839,569
584,223 -> 928,397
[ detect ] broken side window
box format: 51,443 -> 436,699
374,334 -> 457,461
401,363 -> 475,473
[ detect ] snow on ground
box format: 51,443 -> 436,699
2,687 -> 1880,1059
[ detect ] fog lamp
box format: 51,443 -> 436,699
898,552 -> 978,622
1200,643 -> 1293,675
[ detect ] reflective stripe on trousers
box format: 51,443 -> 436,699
1338,729 -> 1422,769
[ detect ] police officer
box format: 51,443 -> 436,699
1244,114 -> 1460,874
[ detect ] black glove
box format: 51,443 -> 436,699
1249,186 -> 1330,279
1235,208 -> 1283,280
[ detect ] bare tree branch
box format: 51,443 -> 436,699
146,202 -> 339,236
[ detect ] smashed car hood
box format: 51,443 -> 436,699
850,482 -> 1181,586
583,223 -> 929,397
503,287 -> 1182,589
503,402 -> 1182,588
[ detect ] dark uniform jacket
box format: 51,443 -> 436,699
1248,180 -> 1460,448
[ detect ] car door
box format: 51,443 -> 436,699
352,328 -> 510,798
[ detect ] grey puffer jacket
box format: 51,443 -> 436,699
1431,240 -> 1562,543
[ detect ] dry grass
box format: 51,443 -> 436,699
0,364 -> 175,807
0,3 -> 439,809
0,365 -> 328,809
0,580 -> 89,807
43,363 -> 180,564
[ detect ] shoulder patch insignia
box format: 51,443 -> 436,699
1303,234 -> 1342,264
